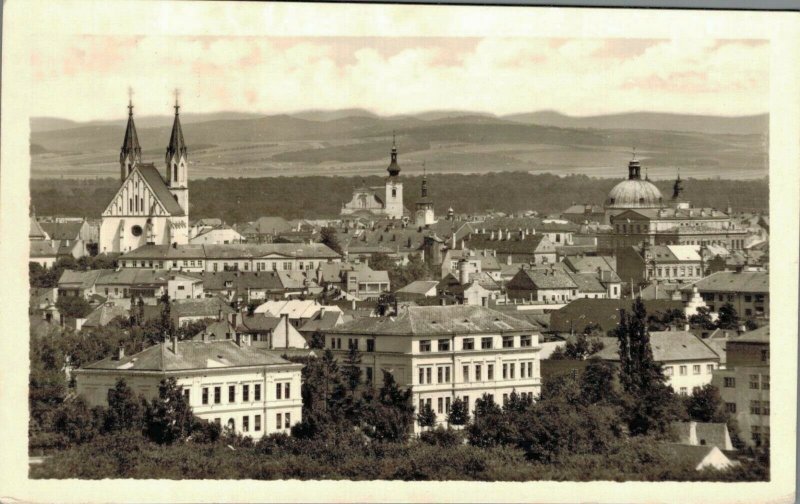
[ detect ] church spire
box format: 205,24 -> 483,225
387,131 -> 401,177
119,90 -> 141,183
165,89 -> 187,166
420,162 -> 428,198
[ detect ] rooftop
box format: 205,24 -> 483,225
593,331 -> 720,362
688,271 -> 769,294
327,305 -> 537,336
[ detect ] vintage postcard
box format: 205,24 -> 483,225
1,0 -> 797,502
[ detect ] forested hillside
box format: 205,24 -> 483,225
31,172 -> 768,222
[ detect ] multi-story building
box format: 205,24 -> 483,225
324,305 -> 542,431
593,331 -> 720,396
118,243 -> 341,273
57,269 -> 203,301
616,244 -> 704,287
74,337 -> 303,438
711,325 -> 770,447
506,267 -> 578,303
683,270 -> 769,319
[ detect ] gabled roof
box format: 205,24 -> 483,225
464,234 -> 551,255
566,272 -> 606,293
58,269 -> 104,289
82,302 -> 131,328
29,217 -> 49,240
200,271 -> 284,291
327,305 -> 537,336
143,296 -> 234,322
82,340 -> 292,372
510,269 -> 577,290
688,271 -> 769,294
549,298 -> 685,333
593,331 -> 720,363
237,315 -> 283,333
730,324 -> 769,343
30,240 -> 59,258
136,164 -> 185,216
562,255 -> 616,274
254,299 -> 341,319
396,280 -> 440,296
38,221 -> 84,241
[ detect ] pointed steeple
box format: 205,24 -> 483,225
165,90 -> 187,165
387,131 -> 400,177
420,162 -> 428,198
120,91 -> 141,183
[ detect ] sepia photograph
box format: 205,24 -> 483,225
1,0 -> 798,502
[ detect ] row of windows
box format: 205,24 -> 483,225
330,337 -> 376,352
418,392 -> 537,418
421,335 -> 534,352
751,426 -> 770,446
199,382 -> 291,405
704,293 -> 766,303
212,412 -> 291,433
723,374 -> 770,390
749,400 -> 770,416
653,266 -> 701,278
664,364 -> 714,376
122,259 -> 323,271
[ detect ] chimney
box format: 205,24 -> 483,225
218,308 -> 223,321
506,255 -> 512,266
116,346 -> 125,360
351,298 -> 356,311
171,335 -> 178,354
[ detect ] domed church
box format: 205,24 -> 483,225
604,156 -> 664,221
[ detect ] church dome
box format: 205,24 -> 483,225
605,159 -> 663,209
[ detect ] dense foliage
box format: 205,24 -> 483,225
30,173 -> 769,222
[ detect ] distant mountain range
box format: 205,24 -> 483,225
29,109 -> 768,181
31,110 -> 768,136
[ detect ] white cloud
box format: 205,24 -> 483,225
29,33 -> 769,121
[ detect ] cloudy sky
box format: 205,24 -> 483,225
29,31 -> 769,122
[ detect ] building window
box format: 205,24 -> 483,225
761,349 -> 769,362
706,364 -> 714,373
502,336 -> 514,348
242,384 -> 249,402
419,340 -> 431,352
285,383 -> 291,399
366,367 -> 373,384
426,368 -> 432,384
254,384 -> 261,401
724,377 -> 735,388
276,383 -> 282,399
749,400 -> 761,415
664,366 -> 673,376
487,364 -> 494,380
437,398 -> 444,414
503,393 -> 509,406
445,397 -> 451,414
527,362 -> 533,378
763,401 -> 770,415
679,387 -> 688,396
679,365 -> 687,376
761,375 -> 770,390
367,340 -> 375,352
751,426 -> 762,446
520,335 -> 532,347
255,415 -> 261,431
276,413 -> 282,429
202,387 -> 209,405
183,389 -> 190,404
749,374 -> 760,389
445,367 -> 451,383
242,416 -> 249,432
502,363 -> 508,379
475,364 -> 482,381
285,413 -> 291,428
481,337 -> 493,349
437,367 -> 443,384
213,387 -> 221,404
463,365 -> 469,382
419,367 -> 425,385
438,339 -> 450,352
693,365 -> 701,375
725,402 -> 737,413
745,295 -> 752,302
348,338 -> 358,350
228,385 -> 236,403
462,338 -> 474,350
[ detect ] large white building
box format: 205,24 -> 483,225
594,331 -> 721,396
74,337 -> 303,438
99,98 -> 190,253
117,243 -> 341,273
324,305 -> 542,431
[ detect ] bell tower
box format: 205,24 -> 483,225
119,91 -> 141,184
384,132 -> 404,219
165,90 -> 189,215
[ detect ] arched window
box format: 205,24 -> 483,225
129,198 -> 133,212
392,188 -> 397,198
173,164 -> 178,182
140,198 -> 144,212
227,418 -> 235,431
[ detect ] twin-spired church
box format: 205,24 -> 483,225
99,99 -> 190,253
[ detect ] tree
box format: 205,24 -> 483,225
157,293 -> 176,340
550,333 -> 604,360
615,297 -> 682,436
341,345 -> 362,392
579,358 -> 620,405
320,226 -> 343,255
416,401 -> 437,431
104,378 -> 144,433
716,303 -> 740,330
647,309 -> 687,331
52,398 -> 104,446
467,394 -> 515,448
685,384 -> 728,423
361,371 -> 414,442
447,397 -> 470,427
309,330 -> 325,350
143,378 -> 194,444
56,295 -> 92,319
689,306 -> 716,330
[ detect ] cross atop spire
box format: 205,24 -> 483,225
127,87 -> 134,117
632,146 -> 637,160
174,88 -> 180,115
387,132 -> 400,177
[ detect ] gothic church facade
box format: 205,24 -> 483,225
99,99 -> 190,253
